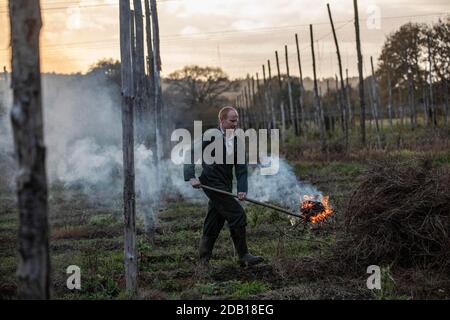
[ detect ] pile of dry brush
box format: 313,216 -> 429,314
336,157 -> 450,272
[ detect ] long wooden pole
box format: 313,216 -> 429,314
9,0 -> 50,299
267,60 -> 276,129
150,0 -> 164,160
285,45 -> 298,136
346,68 -> 353,131
354,0 -> 366,146
275,50 -> 286,141
427,36 -> 436,128
133,0 -> 146,144
295,33 -> 306,135
370,56 -> 382,148
200,185 -> 305,220
310,24 -> 325,149
387,64 -> 393,129
262,64 -> 271,129
327,3 -> 348,148
119,0 -> 137,295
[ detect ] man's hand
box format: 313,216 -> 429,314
190,178 -> 201,189
237,192 -> 247,200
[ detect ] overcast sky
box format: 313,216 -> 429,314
0,0 -> 449,79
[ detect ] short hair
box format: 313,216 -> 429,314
218,106 -> 238,123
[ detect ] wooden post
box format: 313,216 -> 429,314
133,1 -> 146,144
246,75 -> 254,128
251,75 -> 260,128
119,0 -> 137,295
335,75 -> 342,133
275,50 -> 286,141
256,72 -> 266,128
422,86 -> 429,126
310,24 -> 326,149
398,86 -> 404,127
267,60 -> 276,129
370,56 -> 382,148
242,92 -> 249,130
346,68 -> 353,132
407,68 -> 416,130
354,0 -> 366,146
444,79 -> 449,126
387,63 -> 393,130
427,36 -> 435,128
295,33 -> 306,136
144,0 -> 154,91
327,3 -> 348,148
244,86 -> 251,128
144,0 -> 155,140
9,0 -> 50,299
262,65 -> 271,129
130,11 -> 136,83
150,0 -> 164,160
285,45 -> 298,136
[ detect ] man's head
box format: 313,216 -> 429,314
218,106 -> 239,131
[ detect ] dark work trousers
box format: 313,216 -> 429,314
202,188 -> 247,238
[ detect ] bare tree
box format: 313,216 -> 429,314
168,65 -> 235,109
9,0 -> 50,299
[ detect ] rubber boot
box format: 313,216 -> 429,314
198,235 -> 217,267
230,226 -> 264,267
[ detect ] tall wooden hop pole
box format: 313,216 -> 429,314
275,50 -> 286,141
150,0 -> 164,162
9,0 -> 50,299
295,33 -> 306,136
310,24 -> 325,150
133,0 -> 147,144
370,56 -> 382,148
267,60 -> 276,129
119,0 -> 137,295
144,0 -> 155,145
354,0 -> 366,147
327,3 -> 348,149
285,45 -> 298,136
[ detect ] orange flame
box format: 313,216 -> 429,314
310,196 -> 333,224
300,195 -> 334,224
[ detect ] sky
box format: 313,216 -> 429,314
0,0 -> 449,79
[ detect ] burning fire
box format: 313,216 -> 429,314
300,195 -> 334,224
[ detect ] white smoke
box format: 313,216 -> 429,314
0,72 -> 324,220
0,76 -> 15,192
248,158 -> 322,212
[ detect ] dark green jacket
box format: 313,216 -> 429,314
183,128 -> 248,193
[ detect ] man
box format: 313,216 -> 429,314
184,106 -> 264,267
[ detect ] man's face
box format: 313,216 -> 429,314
221,110 -> 239,131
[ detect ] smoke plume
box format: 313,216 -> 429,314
0,73 -> 323,221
